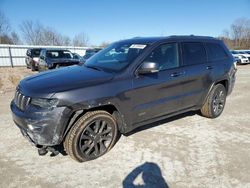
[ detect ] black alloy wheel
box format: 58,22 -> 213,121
78,119 -> 113,158
64,110 -> 118,162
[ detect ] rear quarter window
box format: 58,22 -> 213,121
182,42 -> 206,66
205,42 -> 228,61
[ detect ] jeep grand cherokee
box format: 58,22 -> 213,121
11,36 -> 236,162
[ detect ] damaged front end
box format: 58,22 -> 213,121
10,90 -> 72,155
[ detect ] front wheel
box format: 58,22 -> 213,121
64,111 -> 119,162
31,63 -> 36,71
200,84 -> 227,118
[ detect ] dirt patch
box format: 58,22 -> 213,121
8,75 -> 21,87
0,78 -> 3,90
0,67 -> 35,93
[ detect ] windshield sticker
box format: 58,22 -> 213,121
129,44 -> 147,49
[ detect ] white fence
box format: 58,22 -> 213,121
0,44 -> 90,67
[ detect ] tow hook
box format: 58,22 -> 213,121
37,146 -> 48,156
37,145 -> 60,156
38,148 -> 47,156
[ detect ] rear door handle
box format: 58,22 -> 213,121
206,66 -> 213,70
171,71 -> 185,77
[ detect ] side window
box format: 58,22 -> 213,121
40,50 -> 45,59
182,42 -> 206,65
144,43 -> 179,70
206,43 -> 228,61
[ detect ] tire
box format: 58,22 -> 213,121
31,63 -> 36,71
64,110 -> 118,162
200,84 -> 227,118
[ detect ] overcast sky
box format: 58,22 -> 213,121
1,0 -> 250,45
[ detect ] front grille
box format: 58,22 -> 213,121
248,57 -> 250,61
14,90 -> 31,111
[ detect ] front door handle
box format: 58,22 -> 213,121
206,65 -> 213,70
171,71 -> 185,77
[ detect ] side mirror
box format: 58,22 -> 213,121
138,62 -> 159,75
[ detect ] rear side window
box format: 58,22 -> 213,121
182,42 -> 206,65
206,43 -> 228,61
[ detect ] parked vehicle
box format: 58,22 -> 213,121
25,48 -> 43,71
237,51 -> 250,61
11,36 -> 236,162
72,53 -> 82,60
82,48 -> 102,62
240,50 -> 250,55
38,49 -> 81,71
231,50 -> 249,64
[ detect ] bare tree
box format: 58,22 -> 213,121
10,31 -> 22,45
0,10 -> 10,35
221,18 -> 250,49
61,36 -> 71,46
20,20 -> 44,45
72,32 -> 89,47
20,20 -> 90,46
99,41 -> 110,48
0,11 -> 12,44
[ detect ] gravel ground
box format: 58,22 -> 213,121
0,66 -> 249,188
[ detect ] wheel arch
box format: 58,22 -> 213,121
214,79 -> 229,94
62,104 -> 126,141
201,78 -> 229,107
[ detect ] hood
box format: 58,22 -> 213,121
19,65 -> 114,97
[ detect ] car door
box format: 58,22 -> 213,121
38,50 -> 46,70
179,42 -> 213,109
130,43 -> 187,124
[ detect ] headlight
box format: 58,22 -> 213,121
30,98 -> 59,108
33,57 -> 39,62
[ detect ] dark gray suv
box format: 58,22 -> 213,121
11,36 -> 236,162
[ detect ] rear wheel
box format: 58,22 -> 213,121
31,63 -> 36,71
201,84 -> 226,118
64,110 -> 118,162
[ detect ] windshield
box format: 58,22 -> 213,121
85,42 -> 147,72
31,49 -> 41,57
47,50 -> 73,59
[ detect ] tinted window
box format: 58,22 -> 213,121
46,50 -> 73,59
182,42 -> 206,65
206,43 -> 227,61
144,43 -> 179,70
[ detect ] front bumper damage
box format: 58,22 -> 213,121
10,100 -> 71,147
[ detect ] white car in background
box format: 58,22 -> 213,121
231,50 -> 249,64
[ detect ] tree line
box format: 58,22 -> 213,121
0,10 -> 249,49
0,10 -> 89,46
219,18 -> 250,49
